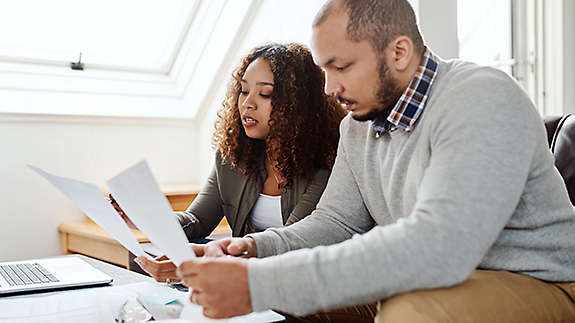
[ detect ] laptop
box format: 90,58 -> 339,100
0,256 -> 113,296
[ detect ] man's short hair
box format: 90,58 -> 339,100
314,0 -> 424,56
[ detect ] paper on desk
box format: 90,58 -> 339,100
179,304 -> 285,323
0,290 -> 123,323
0,277 -> 282,323
106,161 -> 195,266
0,282 -> 180,323
28,165 -> 147,258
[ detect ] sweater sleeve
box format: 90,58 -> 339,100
247,71 -> 542,315
246,118 -> 376,258
175,156 -> 224,240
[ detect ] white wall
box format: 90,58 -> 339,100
0,115 -> 201,261
564,0 -> 575,114
418,0 -> 459,58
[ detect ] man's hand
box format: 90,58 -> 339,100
177,257 -> 252,319
203,237 -> 258,258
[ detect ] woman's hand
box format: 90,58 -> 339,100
108,194 -> 138,229
134,255 -> 179,283
134,244 -> 208,282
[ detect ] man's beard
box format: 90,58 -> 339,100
352,58 -> 404,122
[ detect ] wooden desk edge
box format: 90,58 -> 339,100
58,222 -> 149,243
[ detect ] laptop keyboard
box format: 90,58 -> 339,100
0,263 -> 59,286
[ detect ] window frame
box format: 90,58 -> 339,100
0,0 -> 262,119
0,0 -> 201,75
512,0 -> 564,116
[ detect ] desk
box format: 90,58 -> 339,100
1,255 -> 285,322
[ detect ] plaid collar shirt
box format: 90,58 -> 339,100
373,47 -> 438,137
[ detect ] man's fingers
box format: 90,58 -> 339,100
204,240 -> 231,257
203,308 -> 213,318
226,240 -> 248,256
202,238 -> 252,258
176,258 -> 252,318
179,271 -> 202,288
227,238 -> 256,257
190,289 -> 202,305
177,259 -> 203,280
203,307 -> 221,319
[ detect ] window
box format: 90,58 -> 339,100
0,0 -> 255,118
0,0 -> 332,119
0,0 -> 198,73
456,0 -> 564,116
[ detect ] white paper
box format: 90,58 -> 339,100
106,161 -> 195,266
0,281 -> 282,323
0,282 -> 179,323
0,294 -> 120,323
28,165 -> 147,258
0,284 -> 129,323
230,311 -> 285,323
179,304 -> 284,323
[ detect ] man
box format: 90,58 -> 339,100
177,0 -> 575,321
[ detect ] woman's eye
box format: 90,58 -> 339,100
240,90 -> 248,95
336,64 -> 350,71
260,93 -> 271,99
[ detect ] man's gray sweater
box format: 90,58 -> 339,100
246,59 -> 575,315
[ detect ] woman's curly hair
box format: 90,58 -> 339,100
213,43 -> 346,187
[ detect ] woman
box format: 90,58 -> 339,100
134,43 -> 345,281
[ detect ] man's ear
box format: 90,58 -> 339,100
387,36 -> 414,72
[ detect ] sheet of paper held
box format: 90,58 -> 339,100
28,165 -> 147,258
106,160 -> 196,266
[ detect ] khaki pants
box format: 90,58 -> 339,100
376,270 -> 575,323
286,270 -> 575,323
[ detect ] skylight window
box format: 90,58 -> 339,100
0,0 -> 197,73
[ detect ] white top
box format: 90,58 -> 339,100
250,193 -> 283,230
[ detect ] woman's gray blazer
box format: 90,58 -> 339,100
176,153 -> 331,238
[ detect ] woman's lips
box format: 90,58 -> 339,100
243,116 -> 258,127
